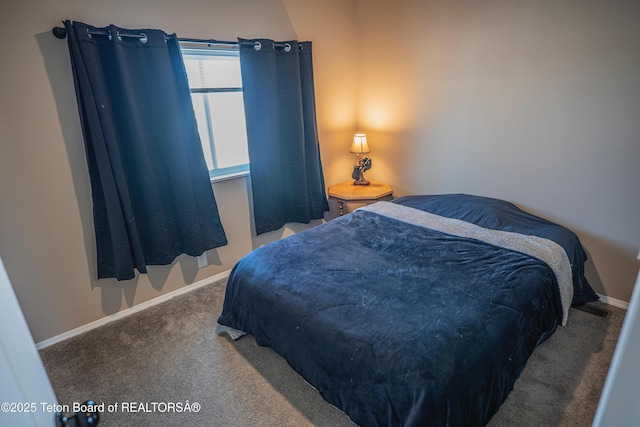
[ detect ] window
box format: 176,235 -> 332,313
181,45 -> 250,181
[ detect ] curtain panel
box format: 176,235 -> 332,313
63,20 -> 227,280
238,39 -> 329,235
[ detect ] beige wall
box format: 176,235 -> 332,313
2,0 -> 638,343
0,0 -> 358,342
356,0 -> 640,302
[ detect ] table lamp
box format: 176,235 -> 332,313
350,133 -> 372,185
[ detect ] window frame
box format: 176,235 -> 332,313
180,44 -> 250,182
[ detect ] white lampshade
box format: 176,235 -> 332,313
349,133 -> 370,154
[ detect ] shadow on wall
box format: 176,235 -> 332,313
36,30 -> 96,281
584,249 -> 605,298
245,176 -> 328,251
92,252 -> 223,316
515,201 -> 637,303
579,231 -> 639,303
250,220 -> 326,251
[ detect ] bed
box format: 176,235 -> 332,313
217,194 -> 597,426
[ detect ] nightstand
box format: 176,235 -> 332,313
328,181 -> 394,216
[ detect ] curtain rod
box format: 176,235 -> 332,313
51,27 -> 299,51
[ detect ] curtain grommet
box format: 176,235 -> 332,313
284,43 -> 292,53
254,41 -> 262,51
139,33 -> 148,44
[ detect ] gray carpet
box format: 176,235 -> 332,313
40,279 -> 624,426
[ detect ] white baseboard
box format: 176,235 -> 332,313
597,293 -> 629,310
36,270 -> 231,350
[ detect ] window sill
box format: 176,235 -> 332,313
210,169 -> 250,184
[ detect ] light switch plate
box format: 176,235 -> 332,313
197,253 -> 208,268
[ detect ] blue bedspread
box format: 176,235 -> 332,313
392,194 -> 597,305
217,194 -> 596,426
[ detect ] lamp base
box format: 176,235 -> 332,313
353,173 -> 370,186
351,155 -> 372,185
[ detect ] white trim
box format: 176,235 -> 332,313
210,169 -> 249,184
36,270 -> 231,350
593,269 -> 640,426
1,257 -> 58,425
597,293 -> 629,310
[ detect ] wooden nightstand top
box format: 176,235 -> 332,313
328,181 -> 393,201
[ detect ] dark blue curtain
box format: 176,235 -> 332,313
238,39 -> 329,235
64,21 -> 227,280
